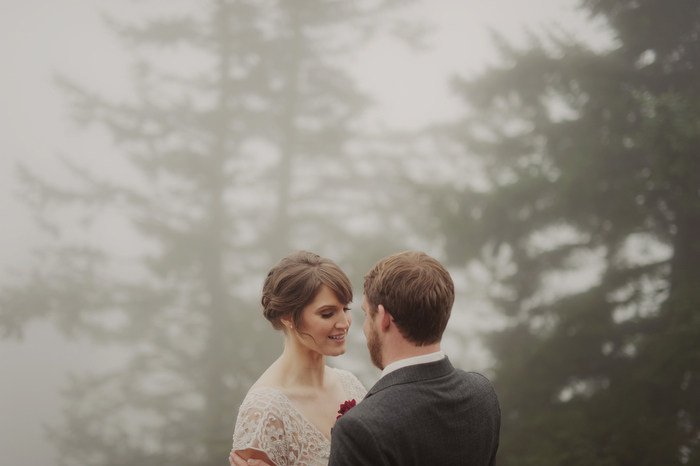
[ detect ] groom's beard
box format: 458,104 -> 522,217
367,321 -> 383,370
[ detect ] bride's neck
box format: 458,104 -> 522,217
276,337 -> 327,389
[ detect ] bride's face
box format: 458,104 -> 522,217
294,284 -> 352,357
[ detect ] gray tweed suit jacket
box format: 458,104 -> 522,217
328,357 -> 500,466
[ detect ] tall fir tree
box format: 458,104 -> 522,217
430,1 -> 700,464
0,1 -> 413,465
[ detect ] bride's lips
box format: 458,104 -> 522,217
328,332 -> 346,342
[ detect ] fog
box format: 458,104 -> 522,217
0,1 -> 610,465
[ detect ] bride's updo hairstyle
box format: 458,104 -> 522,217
262,251 -> 353,331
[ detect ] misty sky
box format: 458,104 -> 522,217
0,1 -> 611,465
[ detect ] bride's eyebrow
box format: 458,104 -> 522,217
316,304 -> 339,312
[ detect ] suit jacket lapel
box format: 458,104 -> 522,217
365,356 -> 455,398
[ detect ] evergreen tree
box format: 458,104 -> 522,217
431,1 -> 700,464
0,1 -> 412,465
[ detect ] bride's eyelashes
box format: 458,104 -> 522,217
320,307 -> 351,318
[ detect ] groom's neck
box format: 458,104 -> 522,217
380,340 -> 442,369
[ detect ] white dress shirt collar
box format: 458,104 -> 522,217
380,350 -> 445,378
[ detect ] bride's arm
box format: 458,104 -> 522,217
232,390 -> 285,466
230,449 -> 274,466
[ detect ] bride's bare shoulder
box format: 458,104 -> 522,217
248,361 -> 285,393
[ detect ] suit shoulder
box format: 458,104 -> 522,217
464,370 -> 491,380
454,370 -> 498,396
455,370 -> 493,384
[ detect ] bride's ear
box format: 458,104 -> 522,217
280,315 -> 293,330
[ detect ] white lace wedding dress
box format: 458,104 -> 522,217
232,368 -> 366,466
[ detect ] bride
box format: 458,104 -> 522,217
231,251 -> 366,466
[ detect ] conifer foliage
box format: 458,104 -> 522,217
0,1 -> 409,465
435,1 -> 700,464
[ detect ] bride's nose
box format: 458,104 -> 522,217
336,311 -> 350,329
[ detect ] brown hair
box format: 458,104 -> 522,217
363,251 -> 454,346
262,251 -> 352,331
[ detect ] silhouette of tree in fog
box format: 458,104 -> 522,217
0,1 -> 413,465
430,1 -> 700,464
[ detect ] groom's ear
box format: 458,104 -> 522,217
377,304 -> 392,332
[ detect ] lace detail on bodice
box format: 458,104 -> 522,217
232,368 -> 366,466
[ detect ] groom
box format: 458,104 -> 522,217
328,251 -> 500,465
233,251 -> 501,465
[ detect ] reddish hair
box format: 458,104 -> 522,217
364,251 -> 454,345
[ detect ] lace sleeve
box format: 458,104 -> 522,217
335,369 -> 367,402
232,388 -> 289,466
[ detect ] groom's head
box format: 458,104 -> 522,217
363,251 -> 454,347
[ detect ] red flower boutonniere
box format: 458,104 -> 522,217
336,399 -> 357,420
